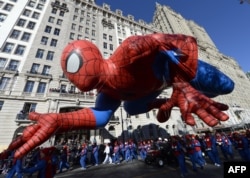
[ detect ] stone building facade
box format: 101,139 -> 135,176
0,0 -> 249,151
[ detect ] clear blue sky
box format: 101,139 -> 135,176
96,0 -> 250,72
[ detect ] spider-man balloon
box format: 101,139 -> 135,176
0,33 -> 234,159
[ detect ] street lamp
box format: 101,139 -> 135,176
120,104 -> 125,144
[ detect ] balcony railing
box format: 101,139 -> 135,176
15,113 -> 32,124
26,71 -> 52,79
51,1 -> 69,12
102,18 -> 114,29
108,116 -> 120,125
59,75 -> 68,81
48,89 -> 96,100
0,67 -> 19,75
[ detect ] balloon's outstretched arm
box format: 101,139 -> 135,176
5,107 -> 114,159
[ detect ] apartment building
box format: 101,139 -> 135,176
153,3 -> 250,131
0,0 -> 249,151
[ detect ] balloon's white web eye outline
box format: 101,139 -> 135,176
66,51 -> 83,73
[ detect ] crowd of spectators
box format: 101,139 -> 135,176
0,129 -> 250,177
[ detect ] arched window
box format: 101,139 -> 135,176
108,125 -> 116,137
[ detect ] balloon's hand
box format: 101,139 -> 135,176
157,82 -> 229,126
6,108 -> 95,159
9,112 -> 60,159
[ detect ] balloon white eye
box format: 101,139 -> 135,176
66,52 -> 82,73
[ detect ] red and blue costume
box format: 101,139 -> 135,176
0,33 -> 234,160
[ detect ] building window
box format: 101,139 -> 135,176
23,9 -> 31,17
70,33 -> 75,40
103,52 -> 108,58
0,101 -> 4,110
2,43 -> 14,53
37,82 -> 46,93
73,15 -> 77,21
81,10 -> 85,15
0,2 -> 4,8
118,39 -> 122,44
0,77 -> 10,90
36,3 -> 43,10
35,49 -> 44,59
0,58 -> 7,69
57,19 -> 62,25
109,44 -> 113,51
23,80 -> 34,93
21,32 -> 31,42
48,16 -> 54,23
86,20 -> 90,26
59,11 -> 65,17
77,35 -> 82,40
51,8 -> 57,14
87,12 -> 91,18
103,33 -> 107,40
3,3 -> 13,11
42,65 -> 50,75
78,26 -> 83,32
27,21 -> 36,29
23,102 -> 37,113
60,84 -> 66,93
41,36 -> 48,45
14,45 -> 26,55
28,1 -> 35,8
0,13 -> 7,22
85,28 -> 89,35
44,26 -> 52,33
46,51 -> 54,61
103,42 -> 107,49
32,12 -> 40,19
7,60 -> 19,71
85,36 -> 89,41
152,109 -> 156,116
109,35 -> 113,41
17,19 -> 26,27
91,38 -> 96,44
92,30 -> 95,36
69,85 -> 75,93
71,23 -> 76,30
30,63 -> 40,73
75,8 -> 79,14
10,30 -> 21,39
50,39 -> 57,47
54,28 -> 60,35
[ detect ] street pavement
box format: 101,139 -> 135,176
0,158 -> 224,178
53,159 -> 225,178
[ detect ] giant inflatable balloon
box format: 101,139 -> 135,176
0,33 -> 234,159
